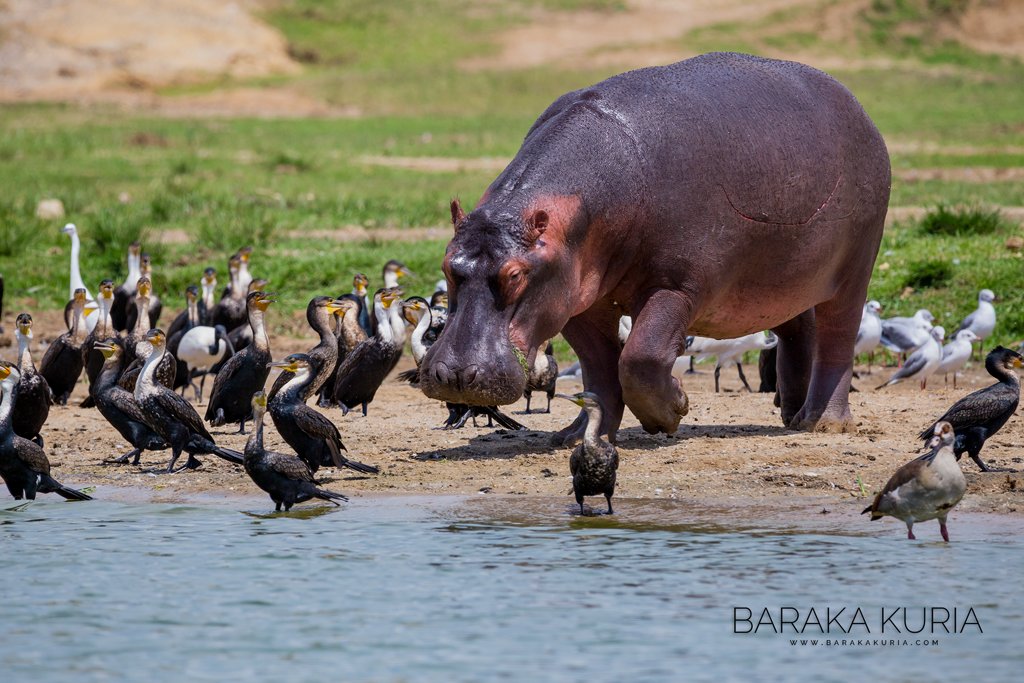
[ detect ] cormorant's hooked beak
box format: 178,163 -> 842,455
381,291 -> 401,309
325,300 -> 345,315
17,322 -> 32,337
555,393 -> 585,408
0,364 -> 12,381
1013,357 -> 1023,369
267,359 -> 299,372
255,294 -> 277,310
95,341 -> 118,359
397,267 -> 415,279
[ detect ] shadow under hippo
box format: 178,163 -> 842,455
420,52 -> 891,446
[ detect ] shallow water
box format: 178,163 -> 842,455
2,493 -> 1021,682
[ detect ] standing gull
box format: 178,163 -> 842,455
854,300 -> 883,372
935,329 -> 978,389
876,326 -> 944,390
953,289 -> 996,358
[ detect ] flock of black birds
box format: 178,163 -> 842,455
0,246 -> 561,511
0,244 -> 1021,519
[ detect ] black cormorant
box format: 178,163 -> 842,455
919,346 -> 1022,472
244,392 -> 348,512
91,340 -> 169,466
267,296 -> 343,402
80,278 -> 116,408
331,288 -> 403,416
0,363 -> 92,500
557,392 -> 618,515
268,354 -> 378,474
124,253 -> 161,330
205,291 -> 275,433
111,242 -> 141,332
39,288 -> 91,405
134,329 -> 244,472
12,314 -> 52,446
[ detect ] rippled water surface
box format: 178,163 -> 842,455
2,493 -> 1021,682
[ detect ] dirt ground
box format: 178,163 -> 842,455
2,311 -> 1022,516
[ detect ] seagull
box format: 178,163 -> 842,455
953,289 -> 996,358
880,309 -> 934,357
935,329 -> 978,389
876,326 -> 944,390
679,332 -> 778,392
854,300 -> 883,373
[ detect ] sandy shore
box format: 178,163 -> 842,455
3,313 -> 1023,515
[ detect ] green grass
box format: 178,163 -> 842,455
1,0 -> 1023,354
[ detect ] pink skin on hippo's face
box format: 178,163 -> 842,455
418,199 -> 583,406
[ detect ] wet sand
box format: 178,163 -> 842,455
4,312 -> 1024,515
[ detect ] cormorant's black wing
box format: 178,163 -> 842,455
921,385 -> 1018,440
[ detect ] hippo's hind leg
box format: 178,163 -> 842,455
772,309 -> 815,427
619,290 -> 692,435
791,289 -> 865,433
554,301 -> 624,447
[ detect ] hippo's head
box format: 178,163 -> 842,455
420,197 -> 587,406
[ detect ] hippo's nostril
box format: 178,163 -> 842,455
461,365 -> 479,387
434,362 -> 452,385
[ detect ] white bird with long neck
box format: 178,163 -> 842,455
61,223 -> 98,332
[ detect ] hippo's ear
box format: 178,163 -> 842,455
525,210 -> 549,244
450,199 -> 466,232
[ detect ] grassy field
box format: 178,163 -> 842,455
1,0 -> 1022,356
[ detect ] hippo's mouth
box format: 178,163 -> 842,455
420,343 -> 529,406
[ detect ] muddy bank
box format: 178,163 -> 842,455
4,316 -> 1022,515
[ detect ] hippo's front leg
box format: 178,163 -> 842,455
619,290 -> 693,435
554,302 -> 625,447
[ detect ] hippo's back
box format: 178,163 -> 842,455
525,52 -> 889,230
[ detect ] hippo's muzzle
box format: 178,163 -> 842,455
419,334 -> 528,406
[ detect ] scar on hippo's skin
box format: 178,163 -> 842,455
719,172 -> 848,226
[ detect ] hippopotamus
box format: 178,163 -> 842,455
420,52 -> 890,444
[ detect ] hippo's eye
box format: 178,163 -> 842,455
498,261 -> 530,306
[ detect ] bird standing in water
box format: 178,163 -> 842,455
556,391 -> 619,515
244,392 -> 348,512
863,421 -> 965,541
920,346 -> 1022,472
0,363 -> 92,501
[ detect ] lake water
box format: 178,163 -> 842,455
2,493 -> 1021,682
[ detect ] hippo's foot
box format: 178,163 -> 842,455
624,379 -> 689,435
788,405 -> 854,433
551,411 -> 587,448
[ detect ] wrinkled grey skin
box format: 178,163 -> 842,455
420,52 -> 890,445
